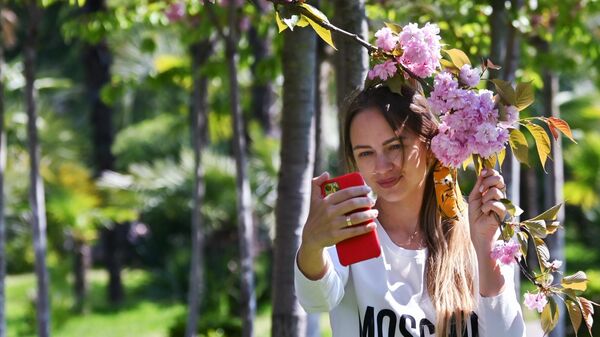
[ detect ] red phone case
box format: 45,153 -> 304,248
320,172 -> 381,266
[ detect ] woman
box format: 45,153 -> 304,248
295,84 -> 525,337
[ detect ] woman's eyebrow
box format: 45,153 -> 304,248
353,136 -> 404,150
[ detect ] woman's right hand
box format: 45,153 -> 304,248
297,172 -> 378,280
301,172 -> 379,251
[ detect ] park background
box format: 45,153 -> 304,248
1,0 -> 600,336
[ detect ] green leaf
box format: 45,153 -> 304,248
509,129 -> 529,166
517,231 -> 528,259
530,203 -> 563,221
472,154 -> 482,176
275,11 -> 288,33
562,271 -> 588,292
541,297 -> 560,335
304,16 -> 336,50
385,75 -> 405,95
534,237 -> 550,272
547,117 -> 577,143
523,220 -> 548,238
500,198 -> 524,217
501,223 -> 514,241
515,82 -> 535,111
524,122 -> 551,170
565,299 -> 583,337
384,22 -> 403,33
440,59 -> 459,72
498,147 -> 506,168
578,297 -> 597,336
491,79 -> 516,105
299,3 -> 330,23
443,49 -> 471,69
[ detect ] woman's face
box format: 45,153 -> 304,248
349,107 -> 430,204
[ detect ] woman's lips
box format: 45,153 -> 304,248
376,176 -> 401,188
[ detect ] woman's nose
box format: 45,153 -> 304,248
372,152 -> 394,174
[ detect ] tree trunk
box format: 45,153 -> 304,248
73,238 -> 91,313
0,20 -> 6,337
226,5 -> 256,337
82,0 -> 122,304
248,1 -> 276,137
332,0 -> 368,171
24,3 -> 51,336
185,39 -> 212,337
271,26 -> 317,337
542,70 -> 566,337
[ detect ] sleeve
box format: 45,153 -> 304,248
294,246 -> 350,313
476,264 -> 526,337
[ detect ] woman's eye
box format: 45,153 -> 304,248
389,143 -> 403,150
357,151 -> 373,158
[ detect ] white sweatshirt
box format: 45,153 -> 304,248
294,221 -> 526,337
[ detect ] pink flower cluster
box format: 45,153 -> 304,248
369,23 -> 442,81
490,240 -> 522,265
459,64 -> 481,87
165,2 -> 185,22
428,72 -> 517,167
398,23 -> 442,78
524,291 -> 548,313
368,60 -> 397,81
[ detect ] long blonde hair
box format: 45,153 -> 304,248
343,85 -> 478,337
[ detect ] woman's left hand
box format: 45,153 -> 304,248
468,168 -> 507,253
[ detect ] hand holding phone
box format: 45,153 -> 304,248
320,172 -> 381,266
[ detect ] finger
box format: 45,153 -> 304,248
311,171 -> 330,200
479,174 -> 505,194
325,185 -> 372,205
335,222 -> 377,242
482,187 -> 504,204
335,209 -> 379,229
331,196 -> 375,216
481,200 -> 507,219
469,171 -> 485,202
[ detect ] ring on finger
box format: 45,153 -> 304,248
345,216 -> 353,227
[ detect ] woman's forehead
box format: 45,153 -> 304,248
350,108 -> 415,144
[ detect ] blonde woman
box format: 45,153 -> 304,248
295,85 -> 525,337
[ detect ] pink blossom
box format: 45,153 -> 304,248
472,124 -> 508,158
165,2 -> 186,22
374,27 -> 399,52
220,0 -> 245,7
428,72 -> 458,115
491,240 -> 522,265
431,132 -> 471,167
398,23 -> 442,78
549,259 -> 563,271
524,291 -> 548,313
499,105 -> 519,128
368,60 -> 398,81
459,64 -> 481,87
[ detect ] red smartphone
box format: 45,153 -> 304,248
320,172 -> 381,266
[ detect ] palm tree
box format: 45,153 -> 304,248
271,26 -> 317,337
24,2 -> 50,336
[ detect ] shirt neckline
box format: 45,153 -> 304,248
376,219 -> 427,258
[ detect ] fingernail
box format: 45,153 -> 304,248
482,169 -> 488,175
479,185 -> 484,193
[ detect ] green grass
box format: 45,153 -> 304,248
7,269 -> 185,337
